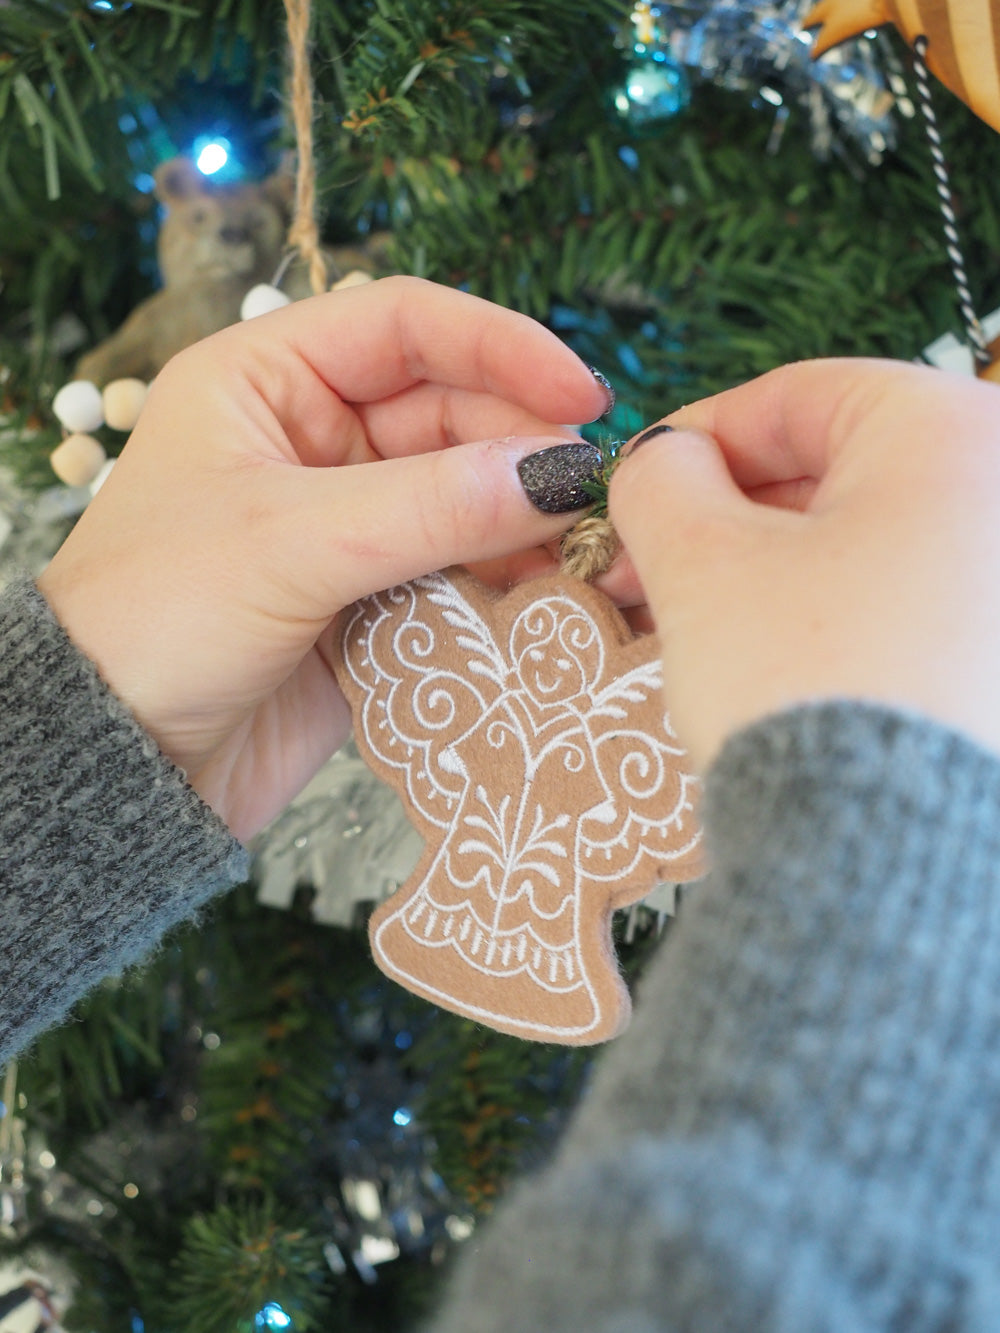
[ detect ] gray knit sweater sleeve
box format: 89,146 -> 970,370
7,567 -> 1000,1331
429,703 -> 1000,1332
0,575 -> 249,1065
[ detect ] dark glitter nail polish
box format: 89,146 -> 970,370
628,424 -> 674,455
517,441 -> 603,514
587,366 -> 616,415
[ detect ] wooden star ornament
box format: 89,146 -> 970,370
804,0 -> 1000,135
332,568 -> 705,1045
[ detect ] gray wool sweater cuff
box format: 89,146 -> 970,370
0,574 -> 249,1065
430,703 -> 1000,1332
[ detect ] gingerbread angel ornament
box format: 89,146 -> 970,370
333,567 -> 704,1045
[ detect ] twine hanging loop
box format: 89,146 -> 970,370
560,515 -> 620,581
283,0 -> 328,296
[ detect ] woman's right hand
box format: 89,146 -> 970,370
609,358 -> 1000,771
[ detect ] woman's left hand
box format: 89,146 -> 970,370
38,277 -> 610,839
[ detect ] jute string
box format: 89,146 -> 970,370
283,0 -> 328,296
560,514 -> 620,581
281,0 -> 617,571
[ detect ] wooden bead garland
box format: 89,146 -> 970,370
50,267 -> 378,488
49,375 -> 151,487
240,268 -> 374,321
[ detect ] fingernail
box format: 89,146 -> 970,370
627,424 -> 674,456
517,441 -> 603,513
587,366 -> 616,415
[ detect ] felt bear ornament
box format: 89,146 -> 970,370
75,156 -> 388,387
333,568 -> 705,1045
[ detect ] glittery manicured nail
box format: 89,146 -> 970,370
587,366 -> 616,415
517,441 -> 603,514
627,424 -> 674,455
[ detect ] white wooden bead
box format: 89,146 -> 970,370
50,433 -> 108,488
102,378 -> 148,432
331,269 -> 375,291
90,457 -> 117,496
52,380 -> 104,433
241,283 -> 292,320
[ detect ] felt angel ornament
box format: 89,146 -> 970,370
334,568 -> 704,1045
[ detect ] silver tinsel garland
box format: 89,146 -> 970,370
617,0 -> 912,162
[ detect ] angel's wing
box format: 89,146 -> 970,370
335,571 -> 507,833
581,645 -> 704,901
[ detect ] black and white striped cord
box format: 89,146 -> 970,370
911,35 -> 990,365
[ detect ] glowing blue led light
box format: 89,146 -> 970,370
393,1107 -> 413,1127
194,137 -> 231,176
255,1303 -> 292,1330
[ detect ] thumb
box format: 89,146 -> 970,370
608,424 -> 760,623
276,435 -> 599,610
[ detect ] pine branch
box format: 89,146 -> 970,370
167,1201 -> 329,1333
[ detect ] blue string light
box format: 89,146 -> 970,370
193,136 -> 232,176
255,1303 -> 293,1330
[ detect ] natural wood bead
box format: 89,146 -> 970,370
102,378 -> 149,432
331,269 -> 375,291
50,433 -> 107,488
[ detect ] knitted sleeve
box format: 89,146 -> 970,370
0,575 -> 249,1065
428,702 -> 1000,1332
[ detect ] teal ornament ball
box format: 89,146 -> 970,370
612,55 -> 690,131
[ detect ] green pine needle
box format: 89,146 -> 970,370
580,434 -> 625,520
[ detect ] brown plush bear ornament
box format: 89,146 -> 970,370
75,156 -> 381,386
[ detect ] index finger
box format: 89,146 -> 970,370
661,357 -> 967,495
227,274 -> 610,429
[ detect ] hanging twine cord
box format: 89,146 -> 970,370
283,0 -> 328,296
560,514 -> 620,581
911,35 -> 989,365
559,439 -> 624,581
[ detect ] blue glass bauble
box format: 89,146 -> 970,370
612,56 -> 690,131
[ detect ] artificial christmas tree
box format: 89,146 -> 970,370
3,1 -> 1000,1328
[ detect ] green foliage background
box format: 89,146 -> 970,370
4,0 -> 1000,463
1,1 -> 999,1328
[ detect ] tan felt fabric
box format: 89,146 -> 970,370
333,569 -> 705,1045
